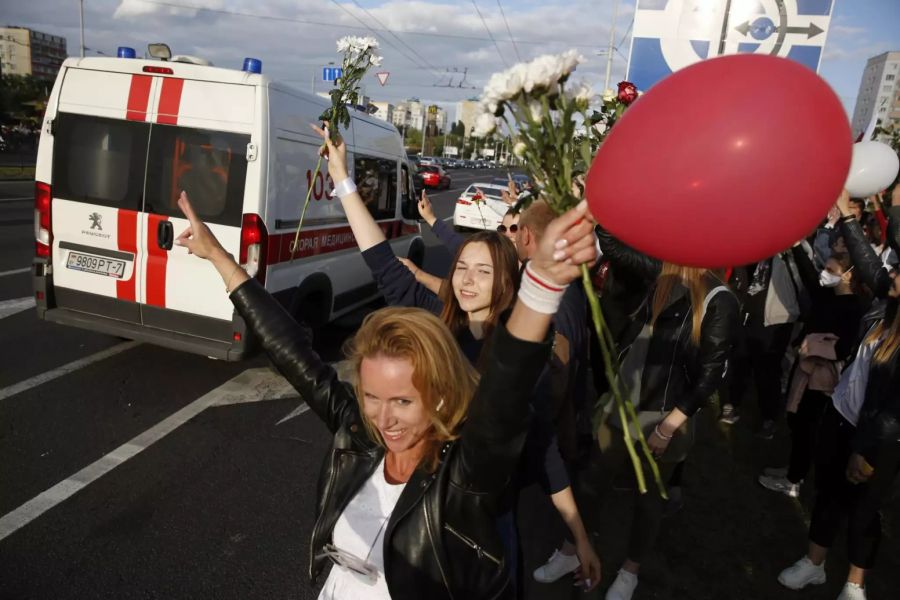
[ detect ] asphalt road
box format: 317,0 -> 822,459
0,169 -> 510,600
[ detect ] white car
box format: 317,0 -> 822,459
452,183 -> 511,231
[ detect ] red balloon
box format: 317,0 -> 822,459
586,54 -> 852,268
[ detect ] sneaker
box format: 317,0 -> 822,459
757,419 -> 777,440
719,404 -> 740,424
763,466 -> 789,478
837,582 -> 866,600
606,569 -> 639,600
533,549 -> 580,583
759,474 -> 801,498
777,556 -> 826,590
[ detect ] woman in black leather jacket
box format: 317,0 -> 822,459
171,190 -> 598,599
593,228 -> 740,600
777,191 -> 900,599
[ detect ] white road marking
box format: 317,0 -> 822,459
0,197 -> 32,203
0,267 -> 30,278
0,296 -> 35,320
0,341 -> 141,402
0,367 -> 304,541
276,403 -> 310,425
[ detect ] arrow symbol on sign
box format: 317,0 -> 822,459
735,20 -> 751,36
785,22 -> 825,39
734,20 -> 824,40
376,72 -> 390,86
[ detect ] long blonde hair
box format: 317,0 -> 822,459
865,311 -> 900,365
345,306 -> 479,472
651,263 -> 712,345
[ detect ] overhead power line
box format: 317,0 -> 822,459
471,0 -> 509,68
328,0 -> 440,79
349,0 -> 442,77
496,1 -> 522,62
136,0 -> 602,49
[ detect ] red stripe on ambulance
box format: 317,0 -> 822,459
146,214 -> 169,307
125,75 -> 152,121
116,210 -> 138,301
157,78 -> 184,125
265,221 -> 415,266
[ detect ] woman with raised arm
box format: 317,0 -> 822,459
312,125 -> 519,367
173,185 -> 597,599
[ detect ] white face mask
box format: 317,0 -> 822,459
819,270 -> 843,288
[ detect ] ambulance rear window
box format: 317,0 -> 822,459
52,112 -> 150,210
144,124 -> 249,227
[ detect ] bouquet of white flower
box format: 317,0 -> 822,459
290,36 -> 382,260
473,52 -> 663,496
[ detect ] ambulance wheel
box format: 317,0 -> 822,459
293,292 -> 329,329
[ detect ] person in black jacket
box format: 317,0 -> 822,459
758,246 -> 866,498
777,191 -> 900,600
591,229 -> 739,600
171,187 -> 599,599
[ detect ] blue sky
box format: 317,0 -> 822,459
4,1 -> 898,119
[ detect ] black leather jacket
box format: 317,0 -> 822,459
230,280 -> 551,599
839,216 -> 900,462
598,229 -> 740,416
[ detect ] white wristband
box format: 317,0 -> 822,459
333,177 -> 357,199
517,262 -> 568,314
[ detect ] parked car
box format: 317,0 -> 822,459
452,183 -> 510,231
419,164 -> 451,189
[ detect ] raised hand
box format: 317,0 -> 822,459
175,191 -> 248,292
417,190 -> 437,225
175,192 -> 226,260
528,200 -> 597,287
310,123 -> 349,183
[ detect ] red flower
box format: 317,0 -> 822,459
617,81 -> 638,105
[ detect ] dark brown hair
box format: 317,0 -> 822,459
438,232 -> 520,344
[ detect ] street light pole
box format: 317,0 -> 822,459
604,0 -> 620,91
79,0 -> 85,58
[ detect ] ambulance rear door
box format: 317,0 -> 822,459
49,68 -> 155,324
139,75 -> 256,340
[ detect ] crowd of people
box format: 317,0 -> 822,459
171,121 -> 900,600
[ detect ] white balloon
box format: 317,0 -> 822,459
844,141 -> 900,198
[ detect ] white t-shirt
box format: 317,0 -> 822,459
318,458 -> 407,600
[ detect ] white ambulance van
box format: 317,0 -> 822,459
33,50 -> 423,360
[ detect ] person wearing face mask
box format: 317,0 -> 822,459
777,193 -> 900,600
758,244 -> 866,498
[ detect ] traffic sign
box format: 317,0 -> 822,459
376,72 -> 390,86
627,0 -> 835,91
323,66 -> 343,82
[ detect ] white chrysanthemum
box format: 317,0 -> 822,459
569,80 -> 594,102
513,141 -> 527,158
523,54 -> 559,93
528,100 -> 544,121
473,112 -> 496,137
369,54 -> 383,67
558,49 -> 584,76
602,89 -> 615,102
337,37 -> 351,53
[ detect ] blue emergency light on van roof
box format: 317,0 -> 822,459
117,46 -> 136,59
242,58 -> 262,74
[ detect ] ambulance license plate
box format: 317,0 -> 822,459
66,251 -> 126,279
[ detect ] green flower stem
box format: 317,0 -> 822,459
289,152 -> 324,263
580,264 -> 667,498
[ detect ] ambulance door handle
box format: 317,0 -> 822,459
157,220 -> 174,251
